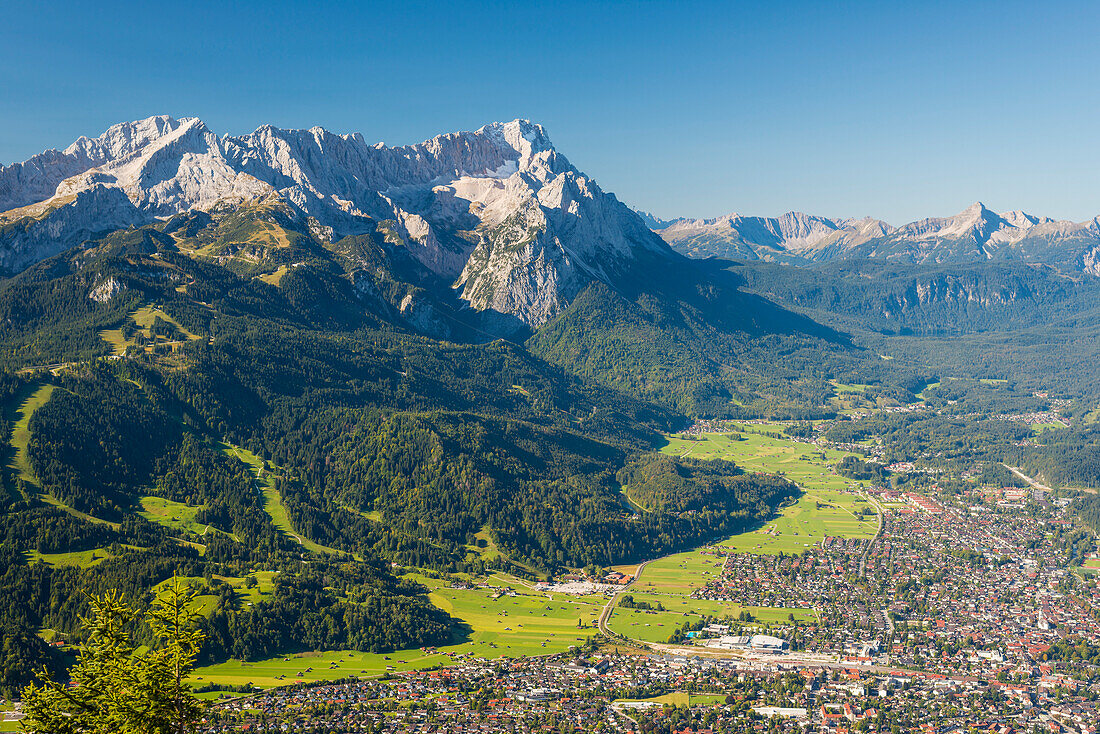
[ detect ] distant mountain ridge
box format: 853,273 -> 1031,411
0,115 -> 671,329
647,203 -> 1100,274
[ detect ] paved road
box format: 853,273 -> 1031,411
858,491 -> 885,578
598,560 -> 649,637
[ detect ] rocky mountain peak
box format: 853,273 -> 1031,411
652,200 -> 1100,271
0,116 -> 674,330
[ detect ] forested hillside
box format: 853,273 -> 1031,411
0,210 -> 817,695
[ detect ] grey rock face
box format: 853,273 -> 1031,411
0,116 -> 674,326
0,184 -> 143,273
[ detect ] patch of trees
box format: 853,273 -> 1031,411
836,455 -> 885,482
618,594 -> 665,611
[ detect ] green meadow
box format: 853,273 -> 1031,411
6,382 -> 55,489
660,426 -> 876,554
139,495 -> 220,538
153,572 -> 278,618
191,573 -> 602,688
26,548 -> 114,568
661,426 -> 863,494
218,441 -> 344,556
607,599 -> 816,644
632,550 -> 728,595
718,488 -> 875,554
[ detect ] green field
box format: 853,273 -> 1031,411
193,648 -> 457,689
26,548 -> 115,568
139,495 -> 220,538
632,551 -> 728,595
828,381 -> 879,414
153,572 -> 278,618
718,488 -> 875,554
218,442 -> 344,556
608,601 -> 814,643
7,382 -> 55,488
660,427 -> 876,554
661,427 -> 862,494
191,573 -> 602,688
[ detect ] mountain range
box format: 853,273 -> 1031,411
8,114 -> 1100,345
648,204 -> 1100,274
0,115 -> 665,332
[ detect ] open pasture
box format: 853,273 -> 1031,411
660,427 -> 875,554
192,573 -> 603,688
661,426 -> 861,495
631,549 -> 728,595
25,548 -> 115,568
718,488 -> 875,554
139,495 -> 216,538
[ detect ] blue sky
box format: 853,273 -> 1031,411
2,0 -> 1099,224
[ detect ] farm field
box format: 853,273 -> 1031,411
660,427 -> 876,554
191,573 -> 602,688
192,648 -> 457,689
718,488 -> 875,554
661,426 -> 862,494
631,550 -> 728,596
608,602 -> 815,644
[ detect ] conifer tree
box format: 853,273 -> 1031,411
21,577 -> 205,734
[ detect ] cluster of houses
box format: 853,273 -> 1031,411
197,646 -> 1099,733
